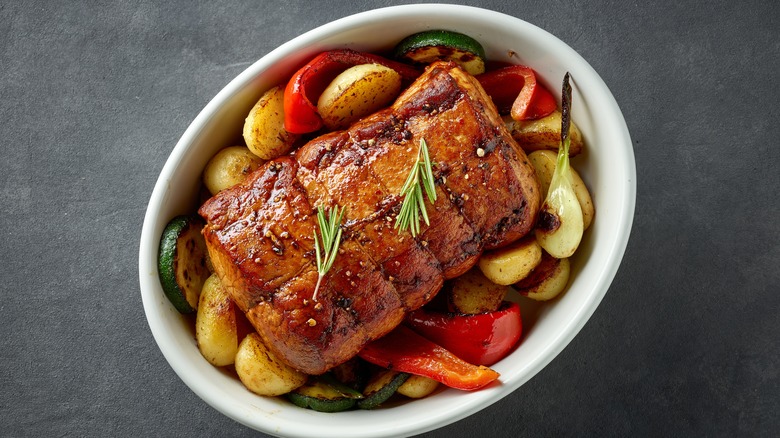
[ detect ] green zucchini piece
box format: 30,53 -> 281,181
319,373 -> 365,399
393,30 -> 486,75
157,215 -> 210,313
287,376 -> 360,412
357,370 -> 410,410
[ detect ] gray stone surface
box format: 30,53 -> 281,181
1,1 -> 778,436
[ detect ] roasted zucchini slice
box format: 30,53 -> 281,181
393,30 -> 486,75
287,375 -> 362,413
357,370 -> 410,410
157,215 -> 210,313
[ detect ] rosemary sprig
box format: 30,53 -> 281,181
395,139 -> 437,237
312,204 -> 344,301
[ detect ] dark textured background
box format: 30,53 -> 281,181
1,1 -> 778,436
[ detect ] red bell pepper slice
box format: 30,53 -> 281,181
477,65 -> 557,120
283,49 -> 421,134
358,325 -> 499,391
405,301 -> 522,366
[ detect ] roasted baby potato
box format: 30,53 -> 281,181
448,267 -> 509,314
478,236 -> 542,286
397,375 -> 440,399
235,333 -> 308,396
243,86 -> 299,160
514,251 -> 571,301
317,63 -> 402,130
506,110 -> 584,156
528,149 -> 594,230
195,275 -> 238,366
202,146 -> 264,195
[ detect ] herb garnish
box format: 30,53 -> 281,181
312,204 -> 344,301
395,139 -> 437,237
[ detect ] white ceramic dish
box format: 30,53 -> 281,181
139,4 -> 635,437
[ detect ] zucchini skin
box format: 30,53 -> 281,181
158,215 -> 209,314
357,371 -> 410,410
287,392 -> 356,413
286,370 -> 411,411
393,30 -> 486,75
287,377 -> 361,412
394,30 -> 486,58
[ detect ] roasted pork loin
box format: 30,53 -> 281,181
199,62 -> 540,375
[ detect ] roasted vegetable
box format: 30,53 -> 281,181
287,375 -> 361,412
357,369 -> 409,410
202,146 -> 264,194
157,215 -> 210,313
195,274 -> 253,366
447,267 -> 508,314
535,73 -> 584,258
506,110 -> 584,156
317,63 -> 402,130
514,251 -> 571,301
477,65 -> 556,120
478,235 -> 542,286
243,86 -> 299,160
235,333 -> 307,397
359,325 -> 499,390
405,302 -> 522,366
283,49 -> 420,134
393,29 -> 486,75
397,375 -> 440,399
528,149 -> 594,230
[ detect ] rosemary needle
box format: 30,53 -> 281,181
312,204 -> 344,301
395,139 -> 437,237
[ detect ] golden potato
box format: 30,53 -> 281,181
506,110 -> 584,156
202,146 -> 264,195
528,149 -> 594,230
514,251 -> 571,301
448,267 -> 509,314
478,236 -> 542,286
317,63 -> 402,130
235,333 -> 308,396
243,86 -> 299,160
397,375 -> 439,399
196,275 -> 243,366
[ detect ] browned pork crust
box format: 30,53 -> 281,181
199,62 -> 540,374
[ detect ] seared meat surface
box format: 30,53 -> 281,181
199,62 -> 540,375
